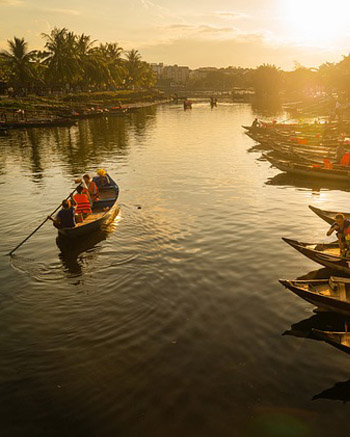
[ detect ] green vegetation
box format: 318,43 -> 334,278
187,55 -> 350,99
0,28 -> 156,95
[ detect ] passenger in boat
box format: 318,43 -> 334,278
83,174 -> 99,203
327,213 -> 350,256
49,199 -> 76,229
95,168 -> 110,189
73,185 -> 92,219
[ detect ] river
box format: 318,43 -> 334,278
0,102 -> 350,436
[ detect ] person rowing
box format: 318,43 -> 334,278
48,199 -> 76,229
83,173 -> 99,203
327,213 -> 350,257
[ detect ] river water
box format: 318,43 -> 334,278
1,103 -> 350,436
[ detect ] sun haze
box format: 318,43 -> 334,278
0,0 -> 350,68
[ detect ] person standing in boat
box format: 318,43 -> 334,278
327,213 -> 350,256
83,174 -> 99,203
336,143 -> 346,164
48,199 -> 76,229
95,169 -> 110,189
73,185 -> 92,219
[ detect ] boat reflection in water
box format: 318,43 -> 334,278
56,210 -> 120,276
313,379 -> 350,403
265,172 -> 350,193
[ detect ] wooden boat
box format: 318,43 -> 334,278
73,111 -> 106,120
312,329 -> 350,354
280,276 -> 350,316
282,237 -> 350,275
264,153 -> 350,182
58,174 -> 119,238
309,205 -> 350,225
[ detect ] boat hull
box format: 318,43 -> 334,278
265,154 -> 350,182
309,205 -> 350,225
282,238 -> 350,275
280,279 -> 350,316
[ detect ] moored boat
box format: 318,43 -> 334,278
58,174 -> 120,238
280,277 -> 350,316
309,205 -> 350,225
282,237 -> 350,275
312,329 -> 350,354
264,153 -> 350,182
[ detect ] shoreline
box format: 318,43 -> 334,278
0,90 -> 171,116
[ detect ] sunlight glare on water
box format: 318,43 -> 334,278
1,103 -> 350,436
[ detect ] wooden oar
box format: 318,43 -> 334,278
8,184 -> 81,256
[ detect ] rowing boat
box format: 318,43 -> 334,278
58,174 -> 120,238
309,205 -> 350,225
280,276 -> 350,316
264,153 -> 350,182
312,329 -> 350,354
282,237 -> 350,275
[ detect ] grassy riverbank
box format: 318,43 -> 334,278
0,89 -> 169,112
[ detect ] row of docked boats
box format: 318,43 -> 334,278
62,106 -> 140,120
0,106 -> 142,133
281,205 -> 350,352
243,120 -> 350,183
244,119 -> 350,354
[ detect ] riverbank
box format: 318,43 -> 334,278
0,89 -> 170,113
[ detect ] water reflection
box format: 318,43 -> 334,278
266,172 -> 350,192
313,379 -> 350,403
56,214 -> 120,276
0,107 -> 157,178
283,313 -> 350,341
251,97 -> 283,118
56,231 -> 108,276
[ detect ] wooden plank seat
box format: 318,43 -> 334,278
75,211 -> 106,227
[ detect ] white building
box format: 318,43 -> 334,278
163,65 -> 190,83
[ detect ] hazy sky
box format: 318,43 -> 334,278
1,0 -> 350,69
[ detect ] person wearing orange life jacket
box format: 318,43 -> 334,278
73,185 -> 92,219
82,173 -> 99,203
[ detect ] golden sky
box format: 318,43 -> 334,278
0,0 -> 350,69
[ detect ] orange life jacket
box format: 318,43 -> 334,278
74,193 -> 92,214
323,159 -> 333,169
83,181 -> 99,201
340,152 -> 350,166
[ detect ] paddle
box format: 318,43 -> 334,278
8,183 -> 81,256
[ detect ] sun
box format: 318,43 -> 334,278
283,0 -> 350,45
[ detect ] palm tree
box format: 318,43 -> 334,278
76,34 -> 111,89
123,50 -> 144,88
0,37 -> 35,91
97,42 -> 124,87
41,27 -> 80,88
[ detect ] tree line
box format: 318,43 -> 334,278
0,28 -> 156,94
188,56 -> 350,99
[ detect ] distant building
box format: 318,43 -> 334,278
151,63 -> 164,79
163,65 -> 190,83
190,67 -> 218,80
